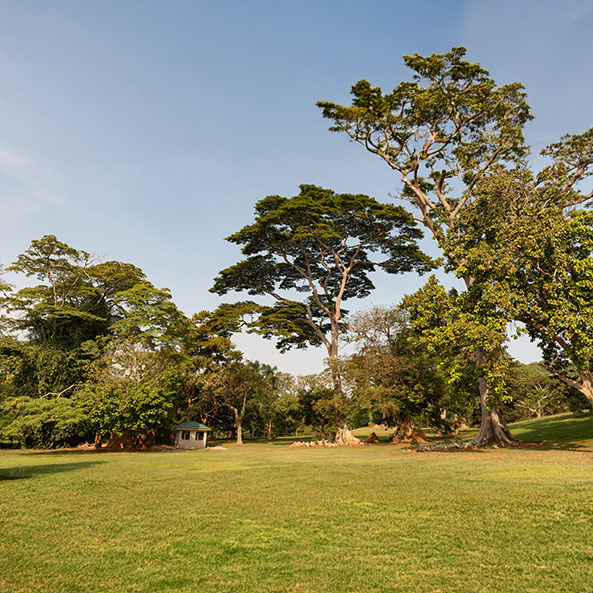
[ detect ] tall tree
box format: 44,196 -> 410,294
211,184 -> 431,440
1,235 -> 196,448
449,129 -> 593,408
2,236 -> 149,398
402,276 -> 515,443
318,47 -> 535,445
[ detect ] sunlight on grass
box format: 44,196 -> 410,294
1,415 -> 592,593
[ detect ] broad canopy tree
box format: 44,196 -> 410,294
5,235 -> 147,350
318,46 -> 571,445
402,275 -> 514,444
448,130 -> 593,409
211,184 -> 432,439
1,235 -> 201,448
1,236 -> 151,399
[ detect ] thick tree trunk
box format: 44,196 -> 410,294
470,375 -> 516,446
236,422 -> 243,446
462,274 -> 515,447
391,414 -> 428,443
94,433 -> 102,449
266,419 -> 273,439
328,351 -> 343,402
327,345 -> 359,444
334,424 -> 360,445
577,370 -> 593,410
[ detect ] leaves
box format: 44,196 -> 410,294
318,47 -> 532,234
211,184 -> 431,363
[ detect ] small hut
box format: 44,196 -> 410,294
174,421 -> 212,449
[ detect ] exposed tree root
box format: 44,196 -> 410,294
334,425 -> 361,446
391,423 -> 429,444
413,408 -> 523,451
290,425 -> 364,448
104,430 -> 157,450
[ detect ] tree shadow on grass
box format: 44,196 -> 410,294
0,460 -> 104,481
22,446 -> 179,455
510,414 -> 593,451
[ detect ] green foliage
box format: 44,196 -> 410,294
318,46 -> 532,241
295,381 -> 338,436
110,282 -> 189,349
212,184 -> 431,400
541,127 -> 593,176
345,305 -> 464,432
448,162 -> 593,402
271,380 -> 302,437
502,362 -> 571,422
1,235 -> 197,447
4,236 -> 146,350
78,378 -> 175,438
201,359 -> 281,443
0,340 -> 100,399
402,276 -> 510,406
1,396 -> 90,448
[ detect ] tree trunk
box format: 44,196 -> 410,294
391,414 -> 428,443
327,341 -> 358,443
325,317 -> 361,444
236,422 -> 243,445
577,370 -> 593,410
334,424 -> 360,445
266,419 -> 273,439
462,274 -> 515,447
470,375 -> 516,446
328,351 -> 343,402
94,433 -> 102,449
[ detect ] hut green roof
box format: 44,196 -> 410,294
174,421 -> 212,431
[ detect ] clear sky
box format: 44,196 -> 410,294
1,0 -> 592,374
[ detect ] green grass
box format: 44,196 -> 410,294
1,414 -> 593,593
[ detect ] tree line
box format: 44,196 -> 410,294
1,47 -> 592,448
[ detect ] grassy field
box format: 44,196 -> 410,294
1,414 -> 592,593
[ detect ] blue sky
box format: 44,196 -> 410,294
1,0 -> 592,374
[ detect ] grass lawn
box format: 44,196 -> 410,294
1,414 -> 593,593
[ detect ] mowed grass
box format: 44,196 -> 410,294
1,415 -> 593,593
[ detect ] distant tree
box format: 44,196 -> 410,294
271,374 -> 302,437
205,359 -> 271,445
294,375 -> 338,439
211,184 -> 431,441
505,362 -> 568,421
251,362 -> 280,439
346,305 -> 465,441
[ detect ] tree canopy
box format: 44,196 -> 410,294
316,46 -> 593,446
211,184 -> 432,406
